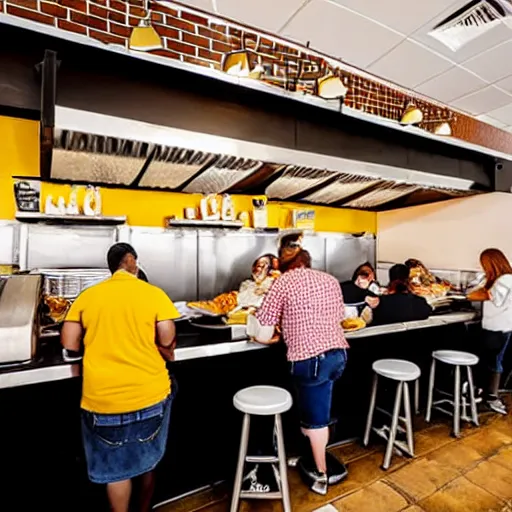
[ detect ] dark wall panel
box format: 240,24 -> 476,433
0,51 -> 40,112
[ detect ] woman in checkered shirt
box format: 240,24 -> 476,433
253,233 -> 349,495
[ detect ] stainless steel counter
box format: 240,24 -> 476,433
0,312 -> 478,390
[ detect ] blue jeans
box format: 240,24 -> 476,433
483,330 -> 512,373
290,349 -> 347,429
81,394 -> 173,484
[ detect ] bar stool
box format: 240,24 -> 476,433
425,350 -> 479,437
364,359 -> 421,470
230,386 -> 292,512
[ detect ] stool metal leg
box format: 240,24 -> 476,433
414,379 -> 420,415
403,382 -> 414,456
426,358 -> 436,422
383,381 -> 403,470
274,414 -> 291,512
466,366 -> 479,426
363,373 -> 378,446
453,365 -> 461,437
230,413 -> 251,512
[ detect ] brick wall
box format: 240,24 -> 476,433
1,0 -> 511,154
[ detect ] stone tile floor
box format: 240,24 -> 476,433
158,396 -> 512,512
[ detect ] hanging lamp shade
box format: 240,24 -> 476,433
222,50 -> 251,77
129,18 -> 162,52
317,75 -> 348,100
434,122 -> 452,136
400,103 -> 423,125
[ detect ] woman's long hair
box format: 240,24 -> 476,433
481,248 -> 512,290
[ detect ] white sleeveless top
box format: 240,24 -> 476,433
483,274 -> 512,332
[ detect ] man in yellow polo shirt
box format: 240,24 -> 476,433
62,243 -> 179,512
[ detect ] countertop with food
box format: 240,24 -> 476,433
0,310 -> 478,389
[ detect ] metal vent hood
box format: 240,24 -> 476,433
42,107 -> 482,211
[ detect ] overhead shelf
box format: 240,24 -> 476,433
15,212 -> 127,225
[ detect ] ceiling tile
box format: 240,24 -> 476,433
452,86 -> 512,115
412,17 -> 512,64
416,66 -> 487,103
496,75 -> 512,94
169,0 -> 214,12
281,0 -> 404,67
216,0 -> 305,33
476,114 -> 508,129
487,103 -> 512,125
328,0 -> 460,35
462,41 -> 512,83
368,39 -> 452,88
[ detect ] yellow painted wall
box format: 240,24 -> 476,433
0,116 -> 40,219
0,115 -> 376,234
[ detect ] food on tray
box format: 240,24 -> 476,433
405,259 -> 452,299
225,309 -> 250,325
188,291 -> 238,316
44,295 -> 71,323
342,317 -> 366,332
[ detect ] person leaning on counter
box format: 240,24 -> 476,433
248,233 -> 348,496
467,248 -> 512,415
61,243 -> 180,512
369,264 -> 432,326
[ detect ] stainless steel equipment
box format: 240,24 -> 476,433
0,275 -> 42,363
32,268 -> 111,299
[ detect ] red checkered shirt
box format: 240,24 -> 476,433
256,268 -> 349,362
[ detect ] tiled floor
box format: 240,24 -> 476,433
158,396 -> 512,512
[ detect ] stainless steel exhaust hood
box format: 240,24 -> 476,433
45,107 -> 481,211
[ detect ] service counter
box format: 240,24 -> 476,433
0,312 -> 486,511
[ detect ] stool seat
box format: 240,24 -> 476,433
373,359 -> 421,382
433,350 -> 479,366
233,386 -> 293,416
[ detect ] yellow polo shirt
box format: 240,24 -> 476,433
66,270 -> 180,414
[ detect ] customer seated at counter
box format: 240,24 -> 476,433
340,262 -> 381,305
371,264 -> 432,326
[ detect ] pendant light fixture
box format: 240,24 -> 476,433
129,0 -> 162,52
433,122 -> 452,136
400,102 -> 423,125
317,74 -> 348,100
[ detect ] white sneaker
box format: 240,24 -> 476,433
486,398 -> 507,415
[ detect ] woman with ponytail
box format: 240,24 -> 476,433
252,232 -> 349,495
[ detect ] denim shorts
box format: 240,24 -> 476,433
482,330 -> 512,373
290,349 -> 347,429
81,394 -> 172,484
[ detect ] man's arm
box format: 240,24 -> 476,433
61,322 -> 83,352
156,320 -> 177,361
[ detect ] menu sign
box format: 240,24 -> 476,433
14,180 -> 41,212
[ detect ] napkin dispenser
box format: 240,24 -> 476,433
0,275 -> 42,364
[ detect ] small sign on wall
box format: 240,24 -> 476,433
13,179 -> 41,212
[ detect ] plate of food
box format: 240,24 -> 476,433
342,317 -> 366,333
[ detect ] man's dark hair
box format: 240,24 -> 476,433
107,243 -> 138,274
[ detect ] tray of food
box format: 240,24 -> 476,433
187,291 -> 238,317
